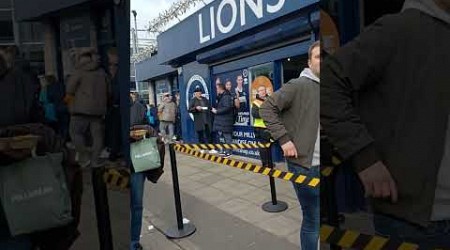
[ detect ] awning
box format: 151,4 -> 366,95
14,0 -> 105,21
135,55 -> 177,82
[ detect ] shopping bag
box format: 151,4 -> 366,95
130,136 -> 161,173
0,153 -> 73,236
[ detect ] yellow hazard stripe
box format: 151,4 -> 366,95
338,230 -> 360,248
321,166 -> 334,177
177,143 -> 271,150
321,224 -> 426,250
103,169 -> 130,190
174,146 -> 319,188
363,236 -> 388,250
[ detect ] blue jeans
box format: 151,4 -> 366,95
374,214 -> 450,248
287,162 -> 319,250
217,131 -> 232,154
130,172 -> 146,250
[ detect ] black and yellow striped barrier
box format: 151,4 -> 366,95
178,142 -> 271,151
103,168 -> 130,190
320,224 -> 448,250
321,166 -> 334,177
174,144 -> 319,188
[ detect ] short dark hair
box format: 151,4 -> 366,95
308,41 -> 320,60
216,83 -> 225,90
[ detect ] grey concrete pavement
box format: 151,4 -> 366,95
71,169 -> 130,250
140,150 -> 306,250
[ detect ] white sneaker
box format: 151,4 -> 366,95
199,150 -> 206,154
209,149 -> 219,154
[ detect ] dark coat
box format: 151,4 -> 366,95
213,91 -> 234,133
188,96 -> 211,132
260,77 -> 319,168
130,99 -> 146,127
0,61 -> 41,127
321,9 -> 450,226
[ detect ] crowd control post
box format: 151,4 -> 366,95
262,144 -> 288,213
164,143 -> 196,239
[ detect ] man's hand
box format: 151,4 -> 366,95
281,141 -> 298,158
358,161 -> 398,203
196,106 -> 202,111
211,108 -> 217,114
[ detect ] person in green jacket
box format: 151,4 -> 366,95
260,41 -> 320,250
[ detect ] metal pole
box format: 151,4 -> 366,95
325,168 -> 342,250
262,144 -> 288,213
164,144 -> 196,239
91,167 -> 114,250
131,10 -> 138,54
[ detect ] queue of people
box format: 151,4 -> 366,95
184,42 -> 321,250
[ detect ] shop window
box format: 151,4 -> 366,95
0,10 -> 14,43
282,55 -> 307,83
0,0 -> 12,8
19,22 -> 44,43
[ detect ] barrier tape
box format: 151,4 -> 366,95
178,142 -> 271,151
321,156 -> 342,177
103,168 -> 130,190
174,144 -> 319,188
321,166 -> 334,177
320,224 -> 450,250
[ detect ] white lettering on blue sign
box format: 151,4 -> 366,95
198,0 -> 286,44
267,0 -> 285,13
217,0 -> 238,34
240,0 -> 263,26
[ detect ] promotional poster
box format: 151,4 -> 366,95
211,63 -> 274,158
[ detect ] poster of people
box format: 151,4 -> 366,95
213,69 -> 250,126
212,63 -> 274,158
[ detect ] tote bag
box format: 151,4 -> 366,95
130,136 -> 161,173
0,153 -> 73,236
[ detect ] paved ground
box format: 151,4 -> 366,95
71,169 -> 130,250
139,150 -> 306,250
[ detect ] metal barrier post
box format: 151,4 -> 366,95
262,144 -> 288,213
323,167 -> 341,250
92,166 -> 114,250
164,143 -> 196,239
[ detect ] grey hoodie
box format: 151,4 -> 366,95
403,0 -> 450,221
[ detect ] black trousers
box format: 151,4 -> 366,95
254,127 -> 272,167
197,125 -> 212,144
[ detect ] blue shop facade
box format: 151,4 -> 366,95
136,0 -> 319,161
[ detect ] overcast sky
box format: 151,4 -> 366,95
130,0 -> 213,44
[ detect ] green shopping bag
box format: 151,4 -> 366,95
130,136 -> 161,173
0,153 -> 73,236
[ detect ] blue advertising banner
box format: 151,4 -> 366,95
212,63 -> 274,159
157,0 -> 318,64
180,62 -> 211,143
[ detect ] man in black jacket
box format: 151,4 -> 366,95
321,0 -> 450,247
212,83 -> 234,158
